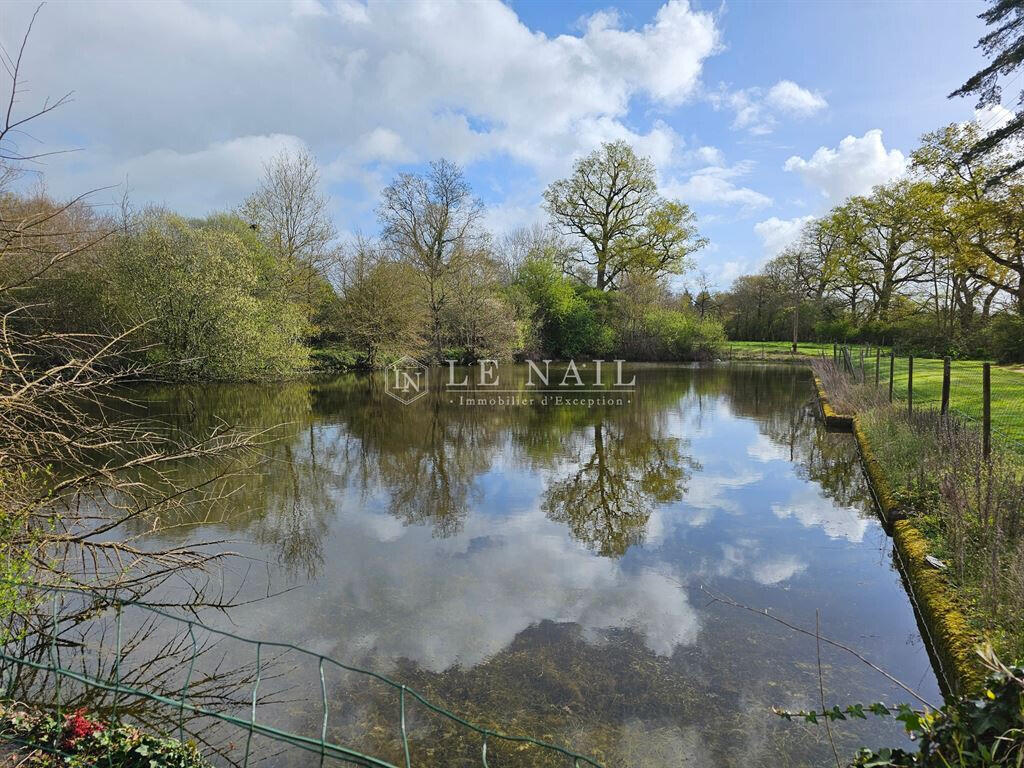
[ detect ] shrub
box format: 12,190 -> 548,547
642,308 -> 725,361
310,344 -> 359,371
107,213 -> 308,379
985,314 -> 1024,364
0,704 -> 210,768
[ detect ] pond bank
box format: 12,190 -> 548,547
811,374 -> 988,696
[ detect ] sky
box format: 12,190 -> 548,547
0,0 -> 1003,289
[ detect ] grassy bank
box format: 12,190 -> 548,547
722,341 -> 836,361
733,340 -> 1024,444
888,357 -> 1024,445
812,359 -> 1024,694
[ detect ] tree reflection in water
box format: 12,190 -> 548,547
130,364 -> 874,576
543,419 -> 694,557
95,364 -> 934,768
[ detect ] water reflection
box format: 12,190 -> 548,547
118,364 -> 938,767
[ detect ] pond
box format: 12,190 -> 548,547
59,364 -> 944,766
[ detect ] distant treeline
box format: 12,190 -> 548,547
710,121 -> 1024,362
3,141 -> 726,379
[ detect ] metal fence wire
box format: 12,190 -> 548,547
835,345 -> 1024,455
0,580 -> 605,768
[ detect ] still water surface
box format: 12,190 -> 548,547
132,364 -> 938,766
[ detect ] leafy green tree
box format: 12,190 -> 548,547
336,239 -> 427,367
543,141 -> 706,290
912,122 -> 1009,333
108,212 -> 308,378
833,181 -> 937,321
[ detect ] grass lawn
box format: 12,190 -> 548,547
722,340 -> 841,359
725,340 -> 1024,445
888,356 -> 1024,446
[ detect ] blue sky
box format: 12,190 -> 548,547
1,0 -> 998,288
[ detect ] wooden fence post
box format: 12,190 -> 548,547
941,357 -> 951,415
907,355 -> 914,415
889,353 -> 894,402
875,348 -> 880,387
983,362 -> 991,460
833,343 -> 837,363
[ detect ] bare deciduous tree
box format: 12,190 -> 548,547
377,159 -> 484,362
241,147 -> 338,304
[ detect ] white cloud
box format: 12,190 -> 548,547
692,146 -> 725,165
753,215 -> 814,257
783,129 -> 907,204
751,555 -> 807,585
772,488 -> 870,542
975,104 -> 1015,131
282,504 -> 701,671
664,162 -> 772,209
764,80 -> 828,116
716,540 -> 807,585
746,432 -> 793,463
8,0 -> 720,214
711,79 -> 827,135
110,134 -> 308,217
355,127 -> 415,164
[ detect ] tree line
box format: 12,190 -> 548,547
3,140 -> 722,379
713,120 -> 1024,361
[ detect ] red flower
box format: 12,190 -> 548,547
61,709 -> 104,750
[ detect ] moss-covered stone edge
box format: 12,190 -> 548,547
850,415 -> 986,696
813,375 -> 854,430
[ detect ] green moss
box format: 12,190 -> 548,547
891,518 -> 987,695
814,375 -> 854,430
850,415 -> 988,695
853,417 -> 902,525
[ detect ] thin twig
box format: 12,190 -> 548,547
817,609 -> 842,768
698,583 -> 939,709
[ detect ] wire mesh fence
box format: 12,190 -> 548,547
831,344 -> 1024,455
0,580 -> 605,768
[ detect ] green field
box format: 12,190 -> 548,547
887,356 -> 1024,446
725,341 -> 1024,446
722,340 -> 843,359
723,341 -> 1024,445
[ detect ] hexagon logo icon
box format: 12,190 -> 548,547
385,355 -> 429,404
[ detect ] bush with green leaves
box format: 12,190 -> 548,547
0,704 -> 209,768
641,307 -> 726,361
776,651 -> 1024,767
107,212 -> 308,379
515,257 -> 613,358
